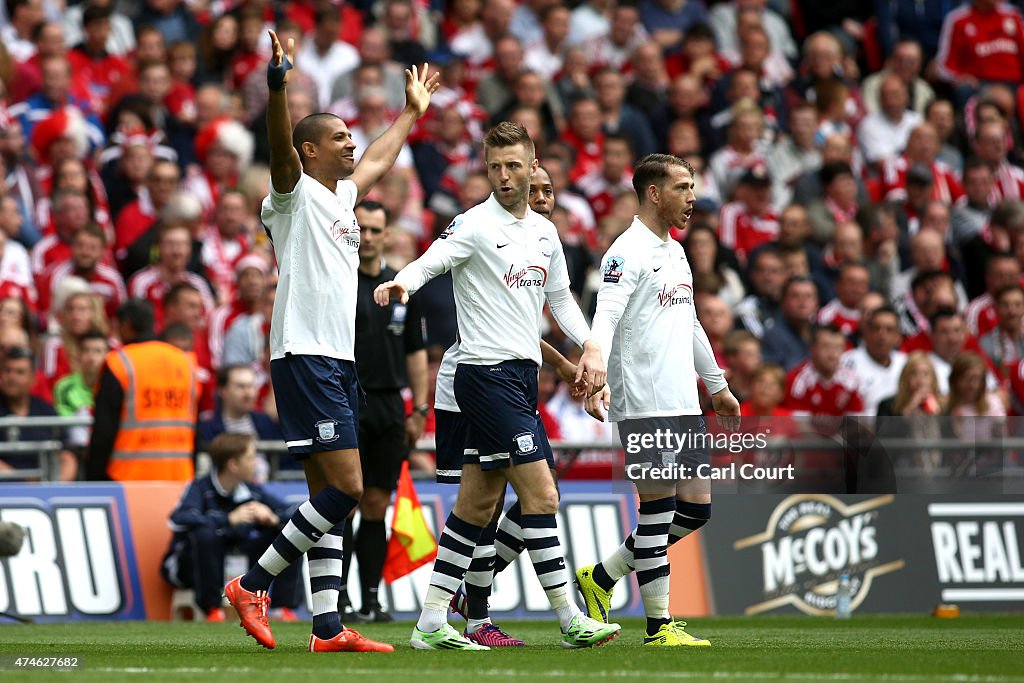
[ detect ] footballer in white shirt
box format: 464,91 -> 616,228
375,124 -> 621,651
576,154 -> 741,647
224,29 -> 439,655
437,167 -> 595,648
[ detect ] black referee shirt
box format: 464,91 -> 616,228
355,264 -> 427,391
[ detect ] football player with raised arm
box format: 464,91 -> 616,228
223,28 -> 439,654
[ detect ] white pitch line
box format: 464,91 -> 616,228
88,667 -> 1024,683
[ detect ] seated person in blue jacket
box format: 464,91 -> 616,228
161,433 -> 301,621
197,364 -> 282,482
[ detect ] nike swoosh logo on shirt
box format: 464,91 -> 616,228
497,243 -> 510,248
653,266 -> 663,272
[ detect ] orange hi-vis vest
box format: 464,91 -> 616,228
104,341 -> 198,481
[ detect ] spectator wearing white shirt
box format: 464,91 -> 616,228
861,39 -> 935,117
569,0 -> 613,45
840,306 -> 907,416
296,4 -> 360,110
523,4 -> 571,81
510,0 -> 555,45
710,0 -> 797,63
857,73 -> 923,167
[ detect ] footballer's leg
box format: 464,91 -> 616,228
226,355 -> 391,652
505,459 -> 619,648
410,463 -> 503,650
577,416 -> 712,645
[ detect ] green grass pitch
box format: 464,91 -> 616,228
1,615 -> 1022,682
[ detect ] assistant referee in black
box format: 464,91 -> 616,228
342,199 -> 429,622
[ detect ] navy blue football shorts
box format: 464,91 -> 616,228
271,354 -> 360,458
453,360 -> 555,471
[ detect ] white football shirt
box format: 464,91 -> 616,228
395,194 -> 572,366
261,173 -> 360,361
591,217 -> 728,421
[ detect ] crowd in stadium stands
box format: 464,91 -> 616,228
2,0 -> 1024,480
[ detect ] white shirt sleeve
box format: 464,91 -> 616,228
693,318 -> 729,395
590,251 -> 640,366
543,229 -> 572,293
546,287 -> 591,349
394,216 -> 475,294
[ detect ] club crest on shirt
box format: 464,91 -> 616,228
440,216 -> 462,239
514,432 -> 538,455
603,256 -> 624,283
316,419 -> 339,443
538,235 -> 553,257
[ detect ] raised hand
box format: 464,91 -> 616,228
404,62 -> 441,117
267,29 -> 296,90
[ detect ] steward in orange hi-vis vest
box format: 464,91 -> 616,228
103,342 -> 198,480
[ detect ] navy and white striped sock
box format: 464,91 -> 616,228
634,497 -> 675,628
308,525 -> 345,639
241,486 -> 358,592
492,501 -> 524,576
597,500 -> 712,585
464,523 -> 497,626
417,513 -> 484,633
522,513 -> 579,630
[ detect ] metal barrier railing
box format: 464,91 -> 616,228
1,416 -> 1023,483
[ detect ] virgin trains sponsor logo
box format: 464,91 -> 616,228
658,283 -> 692,308
330,219 -> 360,248
733,495 -> 904,616
504,265 -> 548,289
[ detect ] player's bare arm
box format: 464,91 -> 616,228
266,30 -> 301,194
349,63 -> 440,202
541,339 -> 589,398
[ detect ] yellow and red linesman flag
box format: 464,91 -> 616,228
383,461 -> 438,583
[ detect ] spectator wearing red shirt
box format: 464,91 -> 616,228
36,223 -> 124,323
972,120 -> 1024,202
806,162 -> 860,246
965,253 -> 1020,337
718,166 -> 778,267
978,284 -> 1024,380
818,262 -> 870,339
695,293 -> 734,369
207,254 -> 269,371
200,190 -> 252,304
563,96 -> 605,182
161,282 -> 215,413
114,158 -> 180,263
576,134 -> 634,224
182,117 -> 254,222
785,325 -> 865,416
165,40 -> 198,126
229,10 -> 266,92
128,223 -> 215,327
880,124 -> 964,205
937,0 -> 1024,103
708,98 -> 769,203
66,5 -> 133,119
30,188 -> 89,275
9,21 -> 66,103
